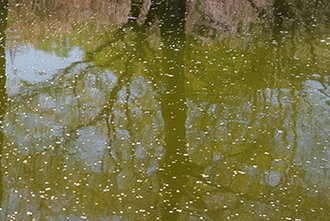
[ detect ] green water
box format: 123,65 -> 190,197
0,0 -> 329,220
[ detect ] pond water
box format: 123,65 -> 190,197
0,0 -> 329,220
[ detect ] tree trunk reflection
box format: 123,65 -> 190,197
159,0 -> 188,219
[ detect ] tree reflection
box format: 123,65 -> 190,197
88,1 -> 198,218
2,0 -> 329,220
158,0 -> 189,219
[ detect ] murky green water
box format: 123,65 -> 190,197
0,0 -> 329,220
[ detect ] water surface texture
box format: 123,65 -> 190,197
0,0 -> 329,220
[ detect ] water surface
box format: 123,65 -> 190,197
0,0 -> 329,220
